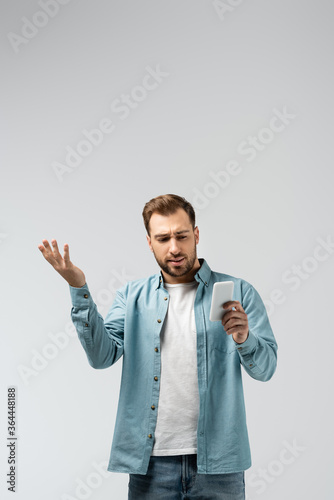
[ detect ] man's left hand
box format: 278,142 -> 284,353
221,301 -> 249,344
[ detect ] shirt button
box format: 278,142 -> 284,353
85,323 -> 89,327
154,376 -> 158,381
249,364 -> 253,367
148,434 -> 152,438
83,294 -> 88,298
154,347 -> 159,352
164,297 -> 168,301
151,405 -> 155,410
157,319 -> 161,323
237,347 -> 242,350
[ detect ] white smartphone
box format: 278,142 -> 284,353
209,281 -> 234,321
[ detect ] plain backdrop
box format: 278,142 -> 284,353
1,1 -> 333,499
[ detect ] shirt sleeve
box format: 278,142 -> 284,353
69,282 -> 126,369
234,281 -> 278,381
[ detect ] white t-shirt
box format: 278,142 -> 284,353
151,279 -> 200,456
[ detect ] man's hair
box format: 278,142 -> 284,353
142,194 -> 196,236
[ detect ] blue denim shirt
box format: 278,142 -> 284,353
69,258 -> 277,475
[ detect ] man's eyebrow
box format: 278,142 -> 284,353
153,230 -> 190,239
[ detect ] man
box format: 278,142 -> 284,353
38,193 -> 278,499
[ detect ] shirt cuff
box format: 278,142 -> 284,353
234,330 -> 258,355
69,282 -> 93,308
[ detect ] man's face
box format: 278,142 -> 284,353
146,208 -> 200,283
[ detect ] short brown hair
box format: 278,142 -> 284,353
142,194 -> 196,236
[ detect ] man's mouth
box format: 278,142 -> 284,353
168,257 -> 185,266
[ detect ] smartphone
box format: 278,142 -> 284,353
209,281 -> 234,321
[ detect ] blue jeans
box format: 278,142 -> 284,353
128,454 -> 245,499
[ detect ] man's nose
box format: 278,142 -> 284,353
169,238 -> 181,254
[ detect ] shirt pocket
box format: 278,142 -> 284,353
207,323 -> 236,354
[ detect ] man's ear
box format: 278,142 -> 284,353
194,226 -> 199,245
146,234 -> 153,252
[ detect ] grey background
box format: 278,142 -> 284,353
1,0 -> 333,498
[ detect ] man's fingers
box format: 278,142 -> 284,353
223,318 -> 247,329
223,300 -> 244,312
222,312 -> 245,326
63,243 -> 70,263
38,243 -> 45,253
51,239 -> 61,257
38,239 -> 52,258
38,239 -> 63,266
40,239 -> 51,251
221,301 -> 248,331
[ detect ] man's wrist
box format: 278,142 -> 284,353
68,281 -> 86,288
233,331 -> 249,345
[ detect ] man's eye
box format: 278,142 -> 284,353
158,235 -> 186,242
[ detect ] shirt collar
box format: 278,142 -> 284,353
155,258 -> 211,290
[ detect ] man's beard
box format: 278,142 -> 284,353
152,241 -> 198,278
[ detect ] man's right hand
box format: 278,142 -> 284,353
38,239 -> 86,288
